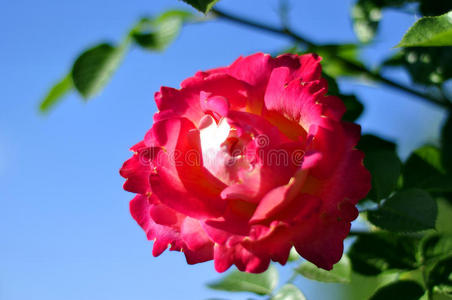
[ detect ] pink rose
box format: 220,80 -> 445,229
120,53 -> 371,273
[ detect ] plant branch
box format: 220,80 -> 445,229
347,230 -> 372,237
210,8 -> 452,109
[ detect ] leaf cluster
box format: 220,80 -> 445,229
39,9 -> 195,112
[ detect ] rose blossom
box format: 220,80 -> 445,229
120,53 -> 371,273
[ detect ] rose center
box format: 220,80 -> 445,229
199,115 -> 250,185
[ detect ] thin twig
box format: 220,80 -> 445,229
347,230 -> 371,237
210,8 -> 452,109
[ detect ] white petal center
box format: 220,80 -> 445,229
199,115 -> 230,157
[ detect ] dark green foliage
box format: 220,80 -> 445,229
367,189 -> 438,232
403,145 -> 452,192
426,255 -> 452,295
342,94 -> 365,122
363,150 -> 401,202
383,47 -> 452,85
348,232 -> 419,275
419,0 -> 452,16
442,114 -> 452,174
421,233 -> 452,264
323,71 -> 340,94
369,280 -> 425,300
421,234 -> 452,295
357,134 -> 396,153
356,135 -> 400,202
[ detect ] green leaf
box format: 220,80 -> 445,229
357,136 -> 399,202
182,0 -> 219,13
357,134 -> 396,153
369,280 -> 425,300
368,189 -> 438,232
348,232 -> 419,276
442,114 -> 452,174
342,94 -> 364,122
295,256 -> 351,284
352,0 -> 382,43
207,265 -> 278,295
363,150 -> 401,202
403,145 -> 452,192
39,73 -> 73,112
421,234 -> 452,294
397,11 -> 452,47
271,284 -> 306,300
408,145 -> 444,173
71,42 -> 128,99
426,255 -> 452,295
436,198 -> 452,234
421,233 -> 452,264
131,10 -> 193,51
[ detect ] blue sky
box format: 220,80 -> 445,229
0,1 -> 447,299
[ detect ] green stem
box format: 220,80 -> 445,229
210,8 -> 452,110
421,265 -> 434,300
347,230 -> 372,237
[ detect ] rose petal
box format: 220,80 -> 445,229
214,243 -> 270,273
147,118 -> 227,219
